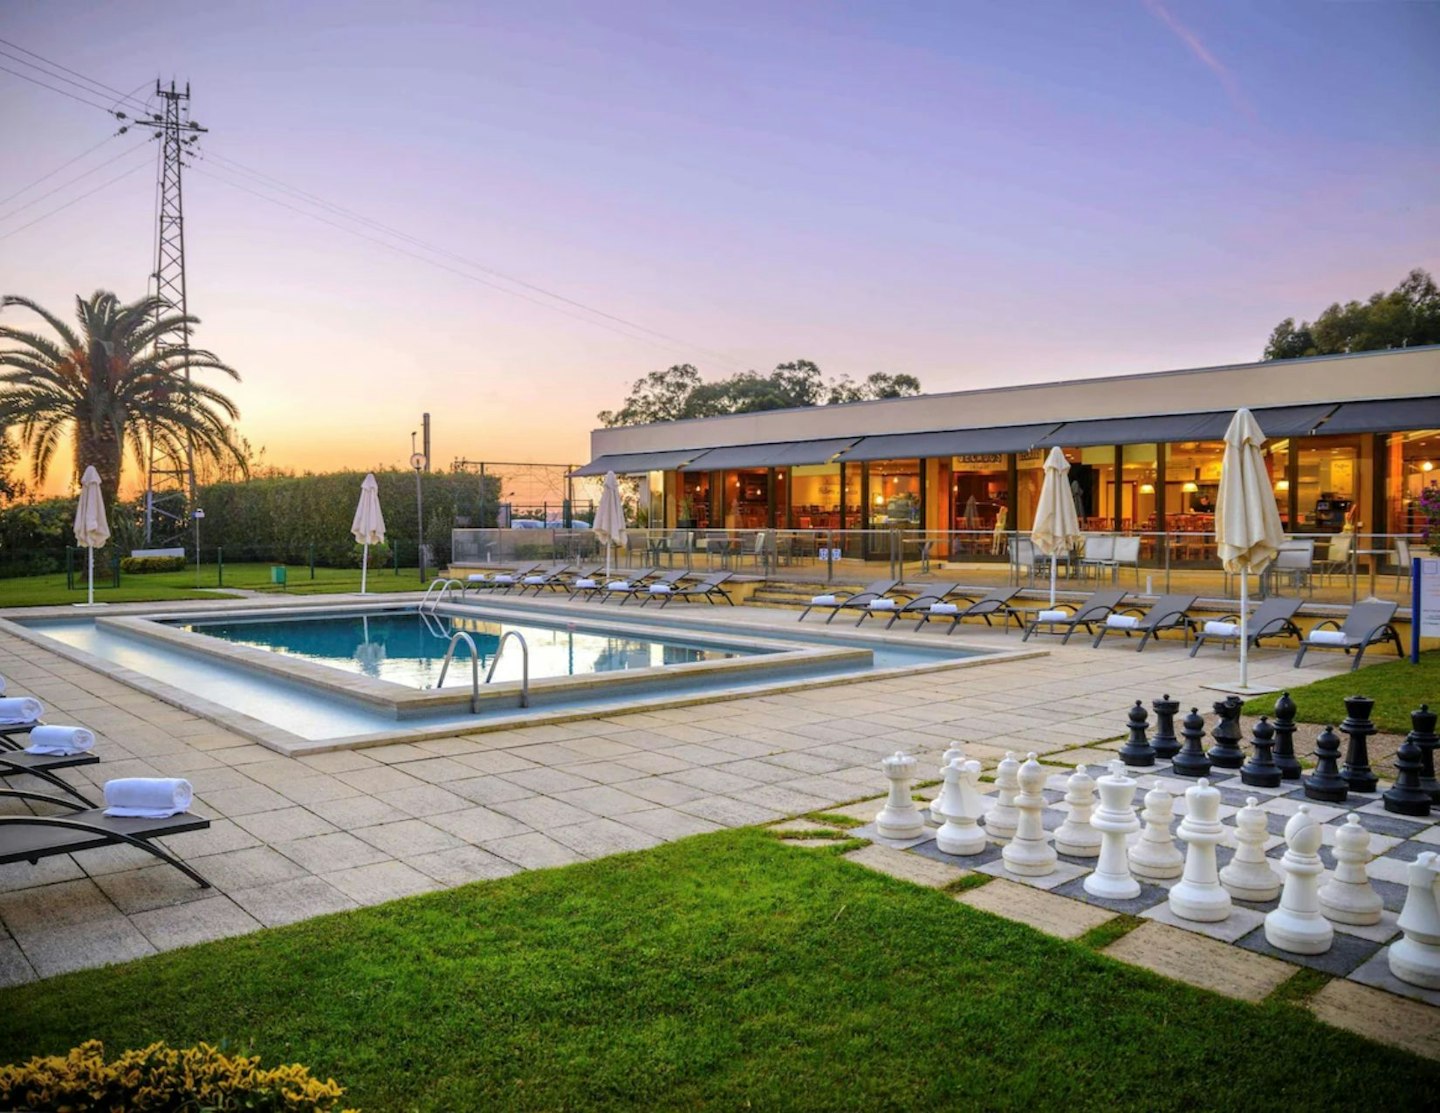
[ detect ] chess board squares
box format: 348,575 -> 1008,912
1102,921 -> 1297,1003
955,879 -> 1116,941
1347,947 -> 1440,1010
1235,923 -> 1383,977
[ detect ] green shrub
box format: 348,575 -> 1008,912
0,1040 -> 356,1111
119,555 -> 187,574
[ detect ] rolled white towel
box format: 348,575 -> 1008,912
1203,620 -> 1239,637
930,602 -> 959,615
868,598 -> 897,610
573,578 -> 598,589
0,696 -> 43,725
1308,630 -> 1350,646
491,574 -> 517,584
103,778 -> 193,818
1105,614 -> 1139,629
522,575 -> 548,585
649,584 -> 674,594
809,594 -> 839,606
0,675 -> 5,693
24,725 -> 95,755
466,573 -> 488,582
1036,609 -> 1069,623
606,580 -> 632,591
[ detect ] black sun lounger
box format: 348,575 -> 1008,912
915,587 -> 1022,634
1188,597 -> 1303,657
1090,594 -> 1197,652
797,580 -> 901,624
648,571 -> 735,607
1021,589 -> 1129,643
1293,600 -> 1403,672
0,749 -> 99,807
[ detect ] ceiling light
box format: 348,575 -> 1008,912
1182,481 -> 1199,493
1275,479 -> 1290,492
1139,483 -> 1155,495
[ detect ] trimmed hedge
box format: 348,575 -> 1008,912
119,555 -> 187,574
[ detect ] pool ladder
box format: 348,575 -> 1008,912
420,577 -> 461,614
436,629 -> 529,713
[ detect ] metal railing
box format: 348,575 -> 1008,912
484,630 -> 530,708
436,631 -> 481,713
420,577 -> 461,613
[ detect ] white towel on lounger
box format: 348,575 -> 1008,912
649,584 -> 674,594
24,725 -> 95,755
868,599 -> 897,610
103,778 -> 193,818
573,578 -> 598,589
929,603 -> 959,615
0,696 -> 43,725
810,594 -> 839,606
606,581 -> 632,591
466,573 -> 488,582
0,675 -> 6,694
491,574 -> 517,584
1203,620 -> 1239,637
1308,630 -> 1349,646
1036,609 -> 1069,623
1105,614 -> 1139,629
522,575 -> 548,584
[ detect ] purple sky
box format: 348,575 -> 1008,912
3,1 -> 1437,490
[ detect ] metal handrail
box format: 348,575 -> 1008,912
436,631 -> 481,713
484,630 -> 530,708
420,577 -> 461,613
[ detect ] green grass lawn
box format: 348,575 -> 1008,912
1244,649 -> 1438,733
1,830 -> 1433,1111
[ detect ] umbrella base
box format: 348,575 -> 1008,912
1199,682 -> 1281,697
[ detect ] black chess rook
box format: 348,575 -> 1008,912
1152,694 -> 1180,759
1340,695 -> 1379,794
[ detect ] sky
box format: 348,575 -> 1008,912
2,0 -> 1437,494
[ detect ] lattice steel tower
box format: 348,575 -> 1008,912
139,81 -> 206,544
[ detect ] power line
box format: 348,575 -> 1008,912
0,133 -> 118,207
0,139 -> 152,225
0,158 -> 151,242
0,36 -> 150,111
0,61 -> 118,114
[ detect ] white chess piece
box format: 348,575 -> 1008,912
936,759 -> 987,856
1264,804 -> 1334,955
928,744 -> 965,824
986,751 -> 1021,841
1085,760 -> 1140,899
1388,851 -> 1440,989
1054,765 -> 1101,857
876,751 -> 925,840
1002,753 -> 1057,876
1219,797 -> 1282,902
1128,787 -> 1183,881
1168,778 -> 1233,922
1318,814 -> 1382,926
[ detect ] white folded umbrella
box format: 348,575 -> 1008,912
1031,447 -> 1082,606
592,471 -> 627,579
73,465 -> 110,607
351,473 -> 386,595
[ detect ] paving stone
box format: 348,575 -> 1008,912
353,818 -> 463,858
490,795 -> 596,830
405,845 -> 521,886
446,775 -> 536,806
674,795 -> 785,827
92,864 -> 215,915
1307,978 -> 1440,1061
816,797 -> 885,824
373,784 -> 471,818
843,843 -> 971,889
957,878 -> 1116,941
155,817 -> 262,858
1141,901 -> 1268,944
229,876 -> 359,927
130,895 -> 262,951
233,806 -> 339,843
396,757 -> 477,784
276,832 -> 392,874
306,794 -> 412,829
551,784 -> 655,818
546,818 -> 664,859
272,775 -> 364,806
769,819 -> 843,834
427,805 -> 533,844
0,936 -> 36,987
334,765 -> 425,795
499,766 -> 597,794
620,807 -> 725,841
0,855 -> 85,890
197,783 -> 292,817
1347,947 -> 1440,1008
618,777 -> 711,807
16,914 -> 156,978
483,831 -> 587,870
0,877 -> 117,933
782,838 -> 841,848
322,860 -> 440,905
190,845 -> 309,890
1103,920 -> 1297,1003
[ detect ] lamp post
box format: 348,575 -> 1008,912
192,507 -> 205,586
410,441 -> 427,583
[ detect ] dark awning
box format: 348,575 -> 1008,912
1316,397 -> 1440,435
1039,404 -> 1336,447
840,423 -> 1064,462
571,449 -> 703,477
678,438 -> 857,471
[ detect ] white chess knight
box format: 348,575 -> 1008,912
1168,779 -> 1233,922
1128,786 -> 1183,881
928,744 -> 965,825
1388,851 -> 1440,989
1054,765 -> 1101,857
1084,761 -> 1141,899
1219,797 -> 1282,902
935,759 -> 987,856
1001,753 -> 1057,876
875,751 -> 925,840
1264,804 -> 1334,955
986,751 -> 1021,841
1317,814 -> 1382,926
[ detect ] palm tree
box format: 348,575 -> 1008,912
0,290 -> 245,505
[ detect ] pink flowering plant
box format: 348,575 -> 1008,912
1421,484 -> 1440,555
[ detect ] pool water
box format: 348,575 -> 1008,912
173,612 -> 759,690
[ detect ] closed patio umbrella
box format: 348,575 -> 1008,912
73,465 -> 109,607
1216,408 -> 1285,690
1032,446 -> 1082,606
592,471 -> 627,579
351,473 -> 386,595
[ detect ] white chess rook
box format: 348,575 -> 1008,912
1002,753 -> 1058,876
936,759 -> 987,856
1317,814 -> 1382,926
1128,787 -> 1183,881
928,744 -> 965,825
986,751 -> 1021,841
876,751 -> 925,840
1085,760 -> 1141,899
1388,851 -> 1440,989
1054,765 -> 1101,857
1264,804 -> 1334,955
1220,797 -> 1282,902
1168,778 -> 1233,922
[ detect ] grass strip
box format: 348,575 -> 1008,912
1265,967 -> 1332,1007
941,873 -> 994,895
1242,651 -> 1438,734
1075,913 -> 1145,951
803,811 -> 866,829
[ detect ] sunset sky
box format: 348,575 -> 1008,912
3,1 -> 1437,495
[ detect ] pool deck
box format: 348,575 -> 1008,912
1,592 -> 1434,1058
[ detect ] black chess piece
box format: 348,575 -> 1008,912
1271,691 -> 1302,780
1303,725 -> 1349,803
1206,696 -> 1245,769
1119,700 -> 1156,766
1240,717 -> 1282,788
1340,694 -> 1378,793
1411,704 -> 1439,804
1382,731 -> 1433,817
1152,694 -> 1180,759
1172,707 -> 1211,778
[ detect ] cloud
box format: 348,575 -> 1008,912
1141,0 -> 1257,122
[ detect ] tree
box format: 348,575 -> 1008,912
1263,269 -> 1440,360
0,291 -> 246,505
827,372 -> 923,404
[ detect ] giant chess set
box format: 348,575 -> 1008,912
856,693 -> 1440,1001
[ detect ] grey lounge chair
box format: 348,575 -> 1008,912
570,567 -> 657,601
797,580 -> 902,624
1188,597 -> 1303,657
512,562 -> 572,595
918,587 -> 1023,634
464,562 -> 542,594
1021,589 -> 1129,643
866,583 -> 966,629
649,571 -> 735,607
0,749 -> 99,807
605,569 -> 687,605
1294,600 -> 1403,672
1090,594 -> 1197,652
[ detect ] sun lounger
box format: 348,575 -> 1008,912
1293,600 -> 1403,672
1021,589 -> 1129,643
572,567 -> 658,601
649,571 -> 735,607
1090,594 -> 1197,652
916,587 -> 1022,634
0,749 -> 99,807
1188,597 -> 1303,657
797,580 -> 902,624
463,562 -> 542,594
605,569 -> 687,605
861,583 -> 965,629
514,562 -> 573,595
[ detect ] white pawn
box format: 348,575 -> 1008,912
936,759 -> 987,856
986,751 -> 1020,841
1085,760 -> 1140,899
928,744 -> 965,824
1388,851 -> 1440,989
1220,797 -> 1282,902
876,751 -> 925,840
1002,753 -> 1057,876
1264,804 -> 1334,955
1054,766 -> 1101,857
1128,787 -> 1183,881
1168,778 -> 1233,922
1318,814 -> 1382,926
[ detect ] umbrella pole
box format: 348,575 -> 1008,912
606,543 -> 612,580
361,543 -> 369,595
1239,571 -> 1249,690
87,546 -> 94,607
1049,559 -> 1057,607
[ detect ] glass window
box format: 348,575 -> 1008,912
1388,430 -> 1440,537
727,469 -> 769,530
788,465 -> 840,531
1122,444 -> 1157,531
678,472 -> 710,528
1163,441 -> 1223,524
1297,436 -> 1363,533
866,459 -> 921,527
949,454 -> 1008,535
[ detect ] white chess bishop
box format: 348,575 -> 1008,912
1084,761 -> 1140,899
987,751 -> 1021,841
928,744 -> 965,825
1219,797 -> 1281,902
1054,766 -> 1101,857
1128,787 -> 1183,881
1264,805 -> 1334,955
1389,851 -> 1440,989
935,759 -> 987,856
1001,753 -> 1057,876
1168,779 -> 1232,922
1317,814 -> 1382,926
875,751 -> 925,840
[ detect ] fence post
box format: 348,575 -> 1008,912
309,543 -> 316,580
394,542 -> 400,576
111,551 -> 121,588
217,547 -> 224,588
65,546 -> 74,591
